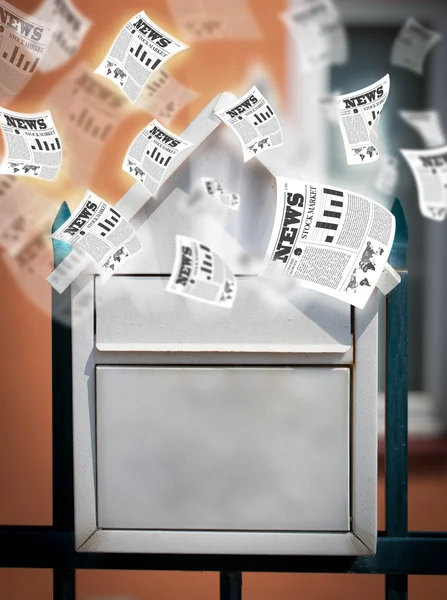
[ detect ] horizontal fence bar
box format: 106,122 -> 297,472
1,528 -> 447,574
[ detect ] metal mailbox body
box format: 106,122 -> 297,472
71,97 -> 378,556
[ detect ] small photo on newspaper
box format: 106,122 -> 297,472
166,235 -> 237,308
375,155 -> 399,197
201,177 -> 240,210
260,177 -> 396,309
34,0 -> 92,73
51,190 -> 143,279
95,11 -> 188,104
123,118 -> 193,195
136,69 -> 198,127
0,108 -> 62,180
401,145 -> 447,221
166,0 -> 261,43
391,18 -> 441,76
336,74 -> 390,165
399,110 -> 445,148
281,0 -> 347,71
215,85 -> 283,162
0,0 -> 54,105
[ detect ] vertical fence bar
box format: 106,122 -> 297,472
220,572 -> 242,600
385,199 -> 409,600
52,287 -> 75,600
53,568 -> 76,600
52,207 -> 76,600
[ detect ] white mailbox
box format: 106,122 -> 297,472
71,95 -> 378,556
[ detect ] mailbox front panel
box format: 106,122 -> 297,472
96,366 -> 350,533
95,277 -> 352,353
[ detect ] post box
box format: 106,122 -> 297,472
71,95 -> 378,556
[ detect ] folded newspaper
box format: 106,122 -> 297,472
214,85 -> 283,162
0,108 -> 62,180
166,0 -> 261,42
336,74 -> 390,165
51,190 -> 143,279
166,235 -> 237,308
399,110 -> 445,148
201,177 -> 240,210
34,0 -> 92,73
391,18 -> 441,76
136,69 -> 198,126
281,0 -> 347,71
95,11 -> 188,104
0,175 -> 56,256
45,61 -> 129,186
123,119 -> 194,195
401,145 -> 447,221
0,0 -> 54,104
260,177 -> 396,309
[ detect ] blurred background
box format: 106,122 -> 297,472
1,0 -> 447,598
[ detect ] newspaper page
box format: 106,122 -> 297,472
136,69 -> 198,126
399,110 -> 445,148
391,18 -> 441,75
0,107 -> 62,179
51,190 -> 143,277
0,175 -> 55,255
201,177 -> 240,210
34,0 -> 91,72
336,74 -> 390,165
214,85 -> 283,162
375,155 -> 399,196
95,11 -> 188,104
167,0 -> 260,42
13,228 -> 54,277
45,62 -> 128,186
281,0 -> 347,71
0,1 -> 53,104
166,235 -> 237,308
401,145 -> 447,221
123,118 -> 193,195
260,177 -> 396,309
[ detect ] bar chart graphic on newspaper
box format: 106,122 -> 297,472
95,11 -> 188,103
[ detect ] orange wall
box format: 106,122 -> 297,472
1,0 -> 447,598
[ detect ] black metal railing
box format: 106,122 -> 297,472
1,199 -> 447,600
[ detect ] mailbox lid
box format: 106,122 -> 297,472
96,366 -> 350,532
95,276 -> 352,353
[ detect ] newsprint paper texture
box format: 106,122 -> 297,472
401,145 -> 447,221
136,69 -> 198,126
166,235 -> 237,308
0,107 -> 62,180
201,177 -> 240,210
34,0 -> 92,73
281,0 -> 347,71
167,0 -> 261,43
95,11 -> 188,104
51,190 -> 143,279
123,118 -> 194,195
214,85 -> 283,162
0,174 -> 56,256
45,61 -> 128,186
399,110 -> 446,148
260,177 -> 396,309
337,74 -> 390,165
391,18 -> 441,76
0,0 -> 54,104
